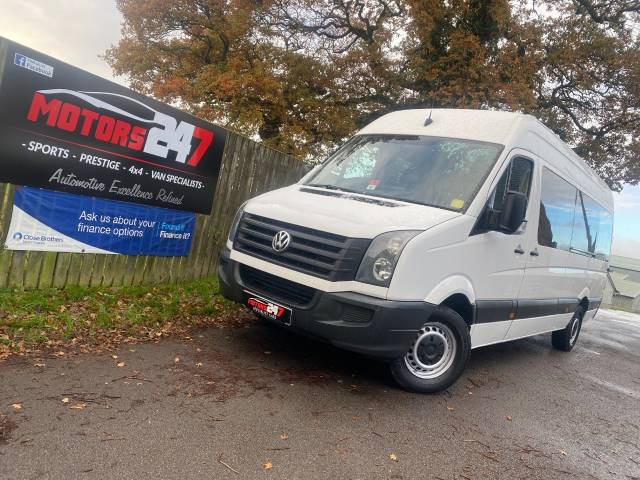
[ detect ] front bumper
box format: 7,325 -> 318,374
218,248 -> 437,359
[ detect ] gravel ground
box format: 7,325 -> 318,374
1,309 -> 639,480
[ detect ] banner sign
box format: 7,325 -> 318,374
0,38 -> 227,214
5,187 -> 195,256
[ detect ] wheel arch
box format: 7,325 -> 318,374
424,275 -> 476,305
579,296 -> 589,311
440,294 -> 475,327
577,287 -> 590,311
424,275 -> 476,327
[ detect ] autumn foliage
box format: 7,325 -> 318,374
106,0 -> 640,190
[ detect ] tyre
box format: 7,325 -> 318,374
389,306 -> 471,394
552,306 -> 584,352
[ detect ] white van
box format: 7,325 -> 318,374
218,109 -> 614,393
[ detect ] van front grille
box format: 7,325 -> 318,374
239,264 -> 316,307
233,213 -> 370,281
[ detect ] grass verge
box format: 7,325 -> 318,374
0,277 -> 250,359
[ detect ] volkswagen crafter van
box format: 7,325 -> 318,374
218,109 -> 614,393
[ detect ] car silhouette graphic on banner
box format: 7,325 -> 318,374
26,89 -> 214,167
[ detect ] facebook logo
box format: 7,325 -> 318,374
13,52 -> 54,77
14,53 -> 27,67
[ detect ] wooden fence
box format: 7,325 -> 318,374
0,131 -> 307,289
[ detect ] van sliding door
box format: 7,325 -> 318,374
508,167 -> 580,340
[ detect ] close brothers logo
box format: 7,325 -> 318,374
11,231 -> 63,243
25,90 -> 214,166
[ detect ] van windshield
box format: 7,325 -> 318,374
305,135 -> 503,211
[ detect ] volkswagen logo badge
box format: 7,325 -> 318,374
272,230 -> 291,252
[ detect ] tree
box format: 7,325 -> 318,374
106,0 -> 360,157
531,1 -> 640,189
106,0 -> 640,190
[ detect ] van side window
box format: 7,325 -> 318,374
538,167 -> 613,259
489,157 -> 533,213
571,191 -> 590,254
539,169 -> 576,250
598,211 -> 613,260
582,192 -> 613,260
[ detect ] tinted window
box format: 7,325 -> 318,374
539,167 -> 613,259
582,193 -> 613,260
596,209 -> 613,260
571,191 -> 590,253
539,169 -> 576,250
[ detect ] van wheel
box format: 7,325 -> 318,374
552,306 -> 584,352
389,306 -> 471,394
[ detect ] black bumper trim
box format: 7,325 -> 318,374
218,248 -> 437,359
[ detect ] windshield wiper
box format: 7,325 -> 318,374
306,184 -> 358,193
306,184 -> 455,210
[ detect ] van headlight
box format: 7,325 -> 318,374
227,201 -> 248,243
356,231 -> 420,287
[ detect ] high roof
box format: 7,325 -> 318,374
357,108 -> 526,145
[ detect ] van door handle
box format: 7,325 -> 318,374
530,249 -> 539,257
514,246 -> 525,255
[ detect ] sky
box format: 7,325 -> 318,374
1,0 -> 639,259
611,186 -> 640,258
0,0 -> 123,83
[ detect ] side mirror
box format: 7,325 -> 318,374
499,192 -> 528,233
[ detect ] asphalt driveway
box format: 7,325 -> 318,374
1,309 -> 639,479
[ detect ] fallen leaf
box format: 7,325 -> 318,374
11,403 -> 22,411
446,405 -> 456,411
111,355 -> 118,359
59,305 -> 66,312
262,462 -> 273,470
61,397 -> 70,404
116,362 -> 125,368
33,363 -> 46,367
55,351 -> 65,357
280,433 -> 289,440
506,416 -> 513,421
389,453 -> 398,462
69,403 -> 86,410
174,357 -> 180,364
